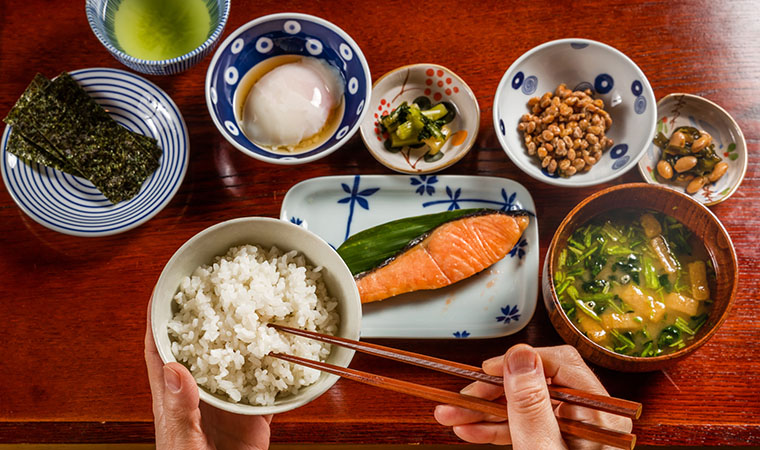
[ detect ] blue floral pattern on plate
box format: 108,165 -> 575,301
496,305 -> 521,324
280,175 -> 539,338
337,175 -> 380,240
509,238 -> 528,259
410,175 -> 438,196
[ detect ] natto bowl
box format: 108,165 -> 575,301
205,13 -> 372,165
151,217 -> 362,415
542,183 -> 738,372
85,0 -> 229,75
494,39 -> 657,187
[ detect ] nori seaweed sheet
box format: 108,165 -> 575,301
6,130 -> 83,176
54,73 -> 162,162
2,72 -> 161,203
3,74 -> 72,163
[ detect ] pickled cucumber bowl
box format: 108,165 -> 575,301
359,64 -> 480,174
637,93 -> 748,206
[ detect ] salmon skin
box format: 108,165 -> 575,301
355,210 -> 530,304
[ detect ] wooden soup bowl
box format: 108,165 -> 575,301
542,183 -> 738,372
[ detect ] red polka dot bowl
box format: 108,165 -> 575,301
359,64 -> 479,174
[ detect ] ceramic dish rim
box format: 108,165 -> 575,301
359,63 -> 480,174
636,92 -> 748,206
493,37 -> 657,187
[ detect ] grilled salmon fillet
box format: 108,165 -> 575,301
355,211 -> 530,303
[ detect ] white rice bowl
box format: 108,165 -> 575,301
167,244 -> 339,406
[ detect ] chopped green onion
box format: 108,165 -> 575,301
675,316 -> 696,335
643,255 -> 660,290
579,244 -> 599,261
568,237 -> 585,250
575,298 -> 601,321
611,329 -> 635,349
556,279 -> 572,296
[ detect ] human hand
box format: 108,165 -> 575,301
434,344 -> 632,450
145,303 -> 272,450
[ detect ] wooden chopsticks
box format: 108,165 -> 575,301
268,323 -> 641,418
268,324 -> 639,450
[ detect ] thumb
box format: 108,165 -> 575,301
503,344 -> 566,450
161,362 -> 202,434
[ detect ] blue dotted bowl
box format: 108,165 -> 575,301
493,39 -> 656,187
205,13 -> 372,165
85,0 -> 229,76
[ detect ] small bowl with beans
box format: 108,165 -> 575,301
637,93 -> 748,206
493,39 -> 657,187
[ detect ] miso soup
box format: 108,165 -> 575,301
554,209 -> 713,357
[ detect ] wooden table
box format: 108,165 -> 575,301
1,0 -> 758,446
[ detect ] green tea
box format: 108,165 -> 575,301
113,0 -> 212,61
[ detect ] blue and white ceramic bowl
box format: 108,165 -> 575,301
493,39 -> 657,187
85,0 -> 229,76
205,13 -> 372,165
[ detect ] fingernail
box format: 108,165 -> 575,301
163,366 -> 181,393
460,383 -> 475,395
483,355 -> 503,366
506,346 -> 538,375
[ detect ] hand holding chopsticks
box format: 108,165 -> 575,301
268,324 -> 639,449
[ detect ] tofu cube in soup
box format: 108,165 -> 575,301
664,292 -> 700,316
601,313 -> 644,332
688,261 -> 710,300
577,314 -> 607,344
619,284 -> 666,322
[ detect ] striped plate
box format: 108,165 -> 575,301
1,68 -> 189,237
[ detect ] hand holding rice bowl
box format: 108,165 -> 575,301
151,217 -> 361,415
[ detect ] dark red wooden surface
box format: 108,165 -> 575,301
1,0 -> 758,445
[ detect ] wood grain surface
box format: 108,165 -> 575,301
1,0 -> 758,446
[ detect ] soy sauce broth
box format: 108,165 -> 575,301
554,209 -> 714,357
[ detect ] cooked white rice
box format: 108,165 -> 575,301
168,244 -> 339,405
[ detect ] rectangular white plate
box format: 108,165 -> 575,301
280,175 -> 538,339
